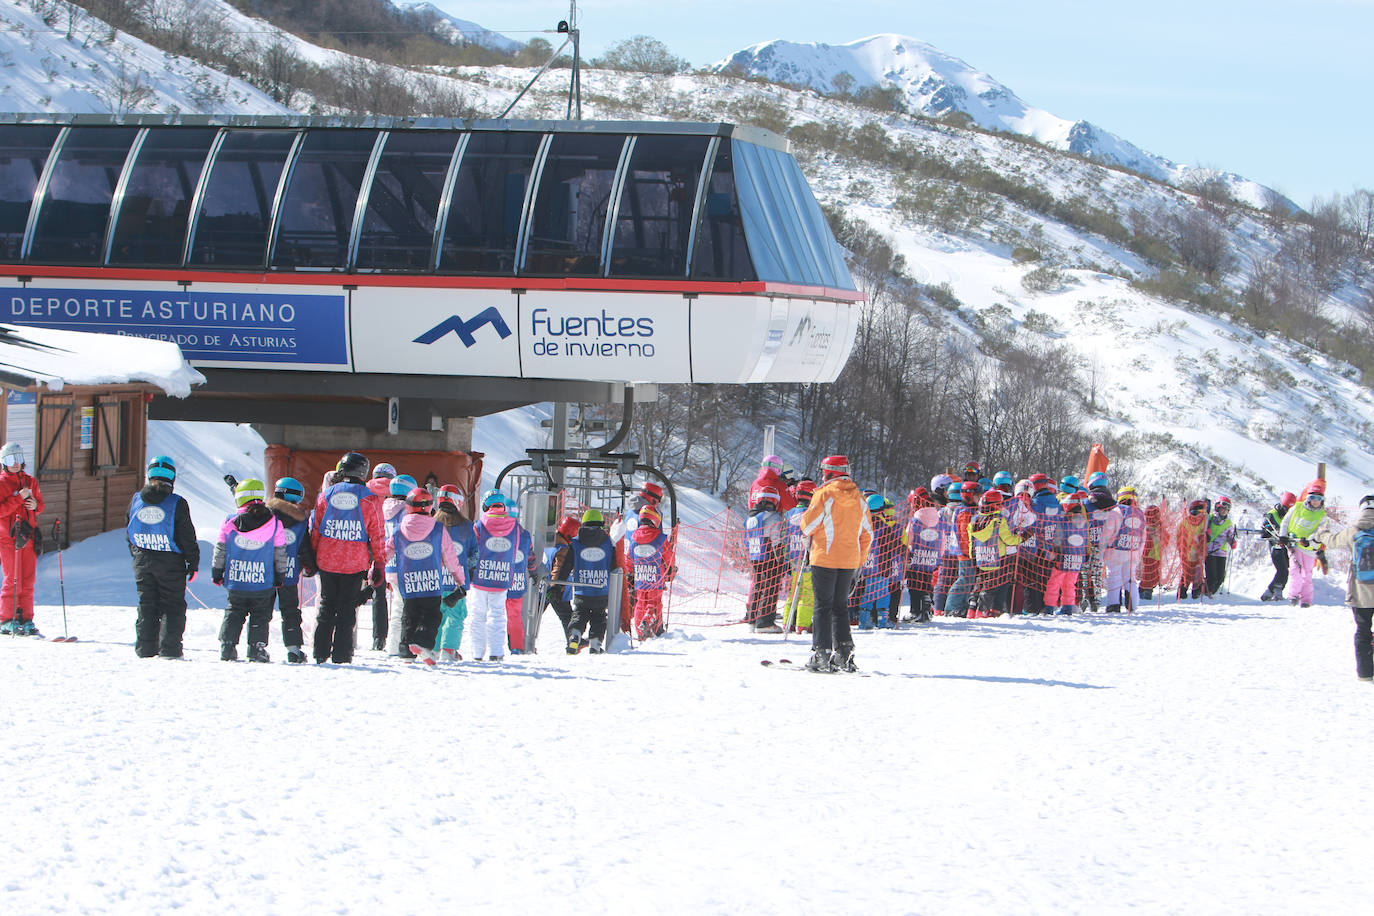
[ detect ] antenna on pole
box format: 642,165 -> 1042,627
563,0 -> 582,120
498,0 -> 583,120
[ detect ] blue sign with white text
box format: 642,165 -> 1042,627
6,287 -> 348,366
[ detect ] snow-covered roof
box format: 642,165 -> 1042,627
0,325 -> 204,397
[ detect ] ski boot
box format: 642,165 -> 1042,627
440,648 -> 462,662
588,638 -> 604,655
0,619 -> 15,635
804,649 -> 835,673
487,655 -> 504,662
1105,604 -> 1121,614
566,633 -> 581,655
16,619 -> 40,636
876,608 -> 890,629
833,647 -> 858,673
248,642 -> 270,663
286,647 -> 307,665
857,609 -> 873,630
221,643 -> 238,661
1139,587 -> 1154,600
409,645 -> 439,667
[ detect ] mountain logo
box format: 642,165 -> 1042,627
414,307 -> 512,348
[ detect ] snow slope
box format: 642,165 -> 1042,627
9,552 -> 1373,913
0,0 -> 290,115
399,1 -> 521,54
712,34 -> 1283,209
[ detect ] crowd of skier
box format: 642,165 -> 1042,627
3,437 -> 1374,682
740,454 -> 1374,677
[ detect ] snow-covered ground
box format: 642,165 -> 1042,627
7,559 -> 1372,914
3,418 -> 1371,914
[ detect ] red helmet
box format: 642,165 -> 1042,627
641,481 -> 664,502
960,481 -> 979,497
794,479 -> 817,501
820,455 -> 850,479
979,490 -> 1004,509
638,506 -> 662,528
1279,492 -> 1296,508
556,516 -> 581,540
436,484 -> 464,510
751,486 -> 779,508
404,487 -> 433,514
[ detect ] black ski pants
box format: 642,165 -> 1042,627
1267,545 -> 1290,594
220,589 -> 276,649
1205,555 -> 1229,596
275,582 -> 304,649
1353,608 -> 1374,680
314,570 -> 364,663
569,595 -> 609,642
401,595 -> 443,651
132,551 -> 188,658
371,584 -> 388,646
548,592 -> 574,638
810,565 -> 856,654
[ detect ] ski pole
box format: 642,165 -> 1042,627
55,517 -> 68,639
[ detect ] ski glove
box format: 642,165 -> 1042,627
211,569 -> 225,587
369,562 -> 384,587
443,586 -> 466,607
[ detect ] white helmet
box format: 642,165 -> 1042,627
930,473 -> 953,493
0,442 -> 23,469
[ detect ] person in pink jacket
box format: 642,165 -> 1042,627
387,488 -> 467,666
212,479 -> 288,662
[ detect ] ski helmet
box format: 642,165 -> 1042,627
556,516 -> 581,540
1014,479 -> 1032,496
1065,496 -> 1087,516
504,497 -> 520,519
1307,478 -> 1327,494
866,492 -> 885,511
1028,473 -> 1050,490
581,508 -> 605,525
436,485 -> 464,511
273,477 -> 305,504
931,473 -> 953,493
481,489 -> 505,510
336,451 -> 369,479
753,486 -> 779,509
1215,496 -> 1232,511
641,481 -> 664,503
762,454 -> 784,472
794,479 -> 817,502
979,489 -> 1004,509
234,478 -> 267,507
639,506 -> 662,528
993,471 -> 1013,486
977,477 -> 993,492
1279,492 -> 1297,508
371,463 -> 397,480
961,481 -> 980,499
1061,475 -> 1081,493
820,455 -> 850,479
0,441 -> 23,469
1087,471 -> 1109,489
963,460 -> 980,480
405,487 -> 433,513
946,482 -> 964,503
1117,485 -> 1138,504
146,455 -> 176,483
390,474 -> 418,498
1361,495 -> 1374,510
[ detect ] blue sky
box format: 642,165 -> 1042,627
429,1 -> 1374,205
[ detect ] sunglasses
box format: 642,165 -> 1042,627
1189,507 -> 1204,515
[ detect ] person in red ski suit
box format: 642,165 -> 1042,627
748,455 -> 797,514
309,452 -> 387,664
0,442 -> 44,633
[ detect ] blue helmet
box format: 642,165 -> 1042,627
1087,471 -> 1109,489
147,455 -> 176,483
274,477 -> 305,504
993,471 -> 1013,486
389,474 -> 417,497
866,493 -> 885,511
977,477 -> 993,491
371,463 -> 397,480
482,488 -> 506,509
946,482 -> 964,503
1061,475 -> 1081,492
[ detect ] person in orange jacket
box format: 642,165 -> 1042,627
799,455 -> 872,673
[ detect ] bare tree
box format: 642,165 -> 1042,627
594,35 -> 689,75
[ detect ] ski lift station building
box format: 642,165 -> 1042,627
0,115 -> 862,457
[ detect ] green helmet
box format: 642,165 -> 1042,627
235,478 -> 267,507
581,508 -> 604,525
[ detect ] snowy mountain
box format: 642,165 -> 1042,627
397,1 -> 521,54
712,35 -> 1285,209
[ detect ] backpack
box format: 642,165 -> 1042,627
1355,529 -> 1374,584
